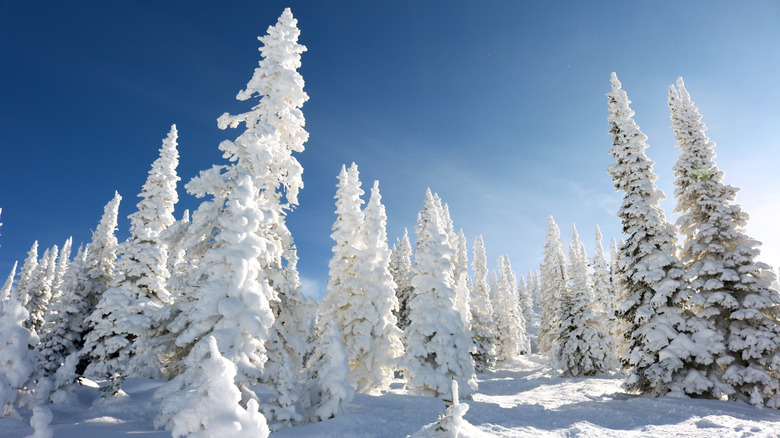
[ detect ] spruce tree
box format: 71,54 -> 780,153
538,216 -> 568,359
1,262 -> 17,305
469,235 -> 497,372
390,229 -> 414,331
15,241 -> 39,321
402,189 -> 477,398
591,225 -> 618,349
0,288 -> 39,418
670,78 -> 780,406
492,255 -> 530,359
81,126 -> 180,391
557,225 -> 617,376
607,73 -> 713,396
27,245 -> 57,335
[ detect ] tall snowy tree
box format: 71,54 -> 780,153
1,262 -> 17,306
389,229 -> 414,331
556,225 -> 617,376
538,216 -> 568,359
81,126 -> 180,392
15,242 -> 39,322
517,275 -> 535,331
157,10 -> 309,428
27,245 -> 58,335
607,73 -> 714,396
0,288 -> 39,418
527,270 -> 542,308
469,235 -> 497,372
670,78 -> 780,406
402,189 -> 477,398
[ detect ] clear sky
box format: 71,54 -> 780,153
2,1 -> 779,300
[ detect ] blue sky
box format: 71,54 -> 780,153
2,1 -> 779,299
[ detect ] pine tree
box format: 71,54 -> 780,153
538,216 -> 568,359
527,270 -> 542,308
517,275 -> 535,331
27,246 -> 58,335
390,229 -> 414,331
469,235 -> 497,372
16,241 -> 39,322
402,189 -> 477,398
607,73 -> 713,396
0,288 -> 39,418
670,78 -> 780,406
81,127 -> 180,392
557,225 -> 617,376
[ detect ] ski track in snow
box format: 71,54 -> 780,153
2,354 -> 779,437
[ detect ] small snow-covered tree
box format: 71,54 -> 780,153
670,78 -> 780,406
403,189 -> 477,398
390,229 -> 414,331
470,235 -> 497,372
527,270 -> 542,308
300,317 -> 354,423
16,242 -> 39,320
155,335 -> 270,438
591,226 -> 618,347
557,225 -> 617,376
0,289 -> 39,418
492,255 -> 529,359
608,73 -> 714,396
517,275 -> 535,329
538,216 -> 568,359
27,246 -> 58,336
1,262 -> 17,306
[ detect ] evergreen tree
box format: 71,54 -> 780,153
607,73 -> 713,396
16,241 -> 39,321
390,229 -> 414,331
591,225 -> 617,347
470,235 -> 496,372
37,245 -> 87,377
492,255 -> 530,359
527,270 -> 542,308
0,288 -> 39,418
557,225 -> 617,376
155,335 -> 270,438
347,181 -> 404,394
300,317 -> 354,423
158,9 -> 308,419
81,127 -> 180,392
1,262 -> 17,305
27,246 -> 58,335
670,78 -> 780,406
402,189 -> 477,398
517,275 -> 535,331
538,216 -> 568,359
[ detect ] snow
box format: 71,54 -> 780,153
3,351 -> 779,437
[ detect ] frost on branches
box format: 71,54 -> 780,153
670,78 -> 780,407
491,255 -> 529,360
402,189 -> 477,399
607,73 -> 713,397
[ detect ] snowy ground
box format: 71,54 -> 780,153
3,353 -> 779,438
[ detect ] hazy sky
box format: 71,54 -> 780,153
2,1 -> 779,299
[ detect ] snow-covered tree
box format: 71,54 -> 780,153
538,216 -> 568,359
346,181 -> 404,394
591,226 -> 617,345
557,225 -> 617,376
470,235 -> 497,372
492,255 -> 530,359
155,335 -> 270,438
26,246 -> 58,335
390,229 -> 414,331
527,270 -> 542,308
159,10 -> 309,420
1,262 -> 17,306
300,317 -> 354,423
517,275 -> 535,330
81,127 -> 180,392
0,289 -> 39,418
403,189 -> 477,398
16,241 -> 39,321
37,245 -> 87,378
607,73 -> 713,396
670,78 -> 780,406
